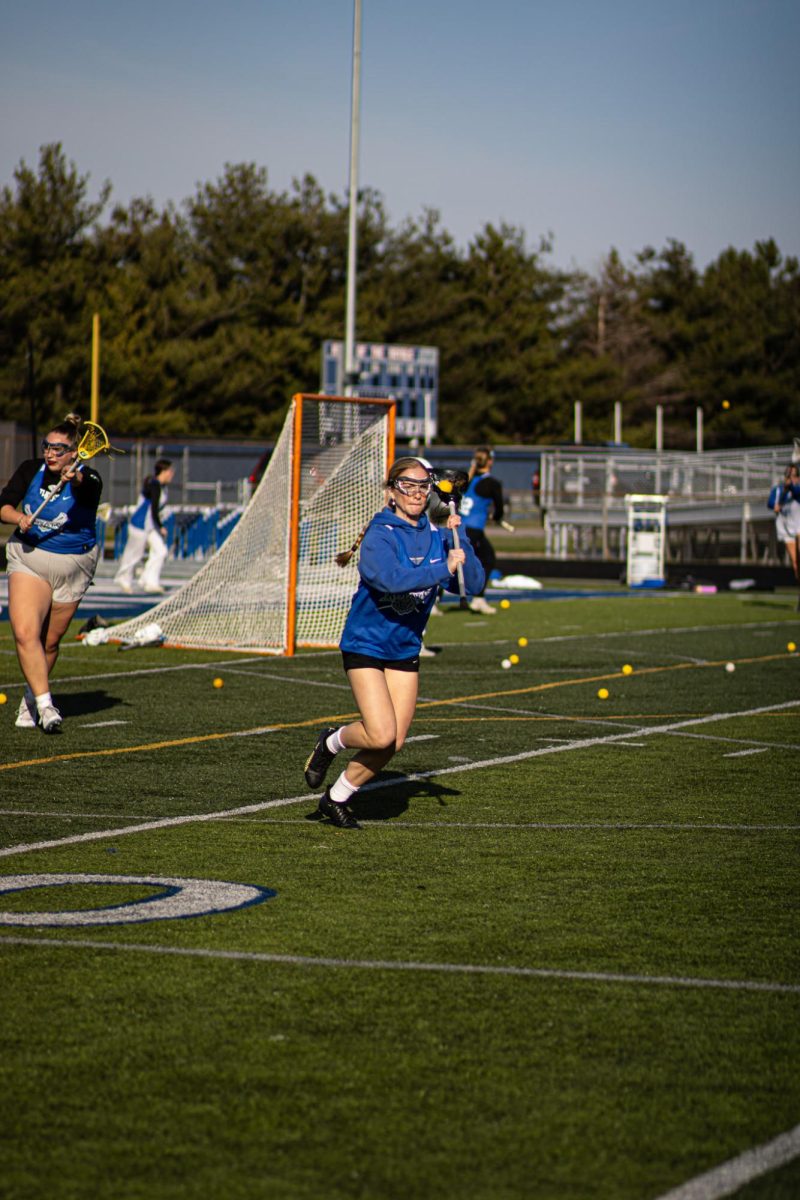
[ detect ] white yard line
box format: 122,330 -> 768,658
222,819 -> 800,833
653,1122 -> 800,1200
2,617 -> 794,692
2,812 -> 797,832
722,748 -> 770,759
0,933 -> 798,995
0,656 -> 272,692
2,699 -> 798,861
534,619 -> 797,645
214,667 -> 354,692
441,699 -> 643,727
667,731 -> 800,753
0,809 -> 157,821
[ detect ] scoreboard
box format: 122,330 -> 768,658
321,340 -> 439,440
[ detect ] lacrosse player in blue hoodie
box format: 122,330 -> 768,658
303,456 -> 484,828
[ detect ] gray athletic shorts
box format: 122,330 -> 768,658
6,539 -> 101,604
775,512 -> 800,543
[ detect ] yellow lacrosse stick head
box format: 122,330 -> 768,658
75,421 -> 124,461
76,421 -> 110,461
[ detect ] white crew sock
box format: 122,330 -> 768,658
329,772 -> 359,805
35,691 -> 53,714
325,727 -> 347,755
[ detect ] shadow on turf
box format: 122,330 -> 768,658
54,690 -> 127,720
306,770 -> 461,825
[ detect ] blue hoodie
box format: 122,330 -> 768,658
340,507 -> 485,660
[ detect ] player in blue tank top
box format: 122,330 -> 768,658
0,413 -> 103,732
768,463 -> 800,608
114,458 -> 174,594
302,456 -> 484,828
459,446 -> 505,614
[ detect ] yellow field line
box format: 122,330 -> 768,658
1,652 -> 796,773
0,713 -> 361,773
415,652 -> 792,709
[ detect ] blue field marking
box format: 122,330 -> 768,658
440,588 -> 657,603
0,874 -> 276,926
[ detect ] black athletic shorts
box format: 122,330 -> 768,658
341,651 -> 420,674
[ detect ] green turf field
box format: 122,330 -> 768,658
1,591 -> 799,1200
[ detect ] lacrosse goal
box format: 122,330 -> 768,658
109,394 -> 396,655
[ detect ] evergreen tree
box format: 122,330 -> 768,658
1,144 -> 797,451
0,144 -> 110,431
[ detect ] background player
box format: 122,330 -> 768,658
115,458 -> 174,594
768,462 -> 800,608
460,445 -> 505,614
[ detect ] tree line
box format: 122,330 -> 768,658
1,143 -> 798,449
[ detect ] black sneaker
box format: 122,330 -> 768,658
318,789 -> 361,830
304,727 -> 338,788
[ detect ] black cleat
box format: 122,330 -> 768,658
318,789 -> 361,830
304,726 -> 338,789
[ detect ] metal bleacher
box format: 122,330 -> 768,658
539,445 -> 793,564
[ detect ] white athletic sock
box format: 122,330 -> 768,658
330,772 -> 359,805
326,727 -> 347,755
35,691 -> 53,714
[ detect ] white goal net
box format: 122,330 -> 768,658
109,393 -> 395,654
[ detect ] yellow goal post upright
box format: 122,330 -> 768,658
108,393 -> 396,655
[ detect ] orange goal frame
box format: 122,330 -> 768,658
284,393 -> 396,656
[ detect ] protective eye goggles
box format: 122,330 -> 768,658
41,441 -> 73,456
392,477 -> 433,496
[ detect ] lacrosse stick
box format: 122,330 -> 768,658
432,469 -> 470,611
336,525 -> 368,567
29,421 -> 123,521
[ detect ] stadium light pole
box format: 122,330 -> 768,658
90,312 -> 100,424
343,0 -> 362,397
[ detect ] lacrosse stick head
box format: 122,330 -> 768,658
432,468 -> 469,506
76,421 -> 111,461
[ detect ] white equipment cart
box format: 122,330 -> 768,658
624,494 -> 668,588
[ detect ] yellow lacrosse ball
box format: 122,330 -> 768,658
213,677 -> 224,689
597,688 -> 609,700
509,653 -> 520,665
500,599 -> 511,609
621,664 -> 633,675
518,636 -> 528,647
788,642 -> 797,653
722,399 -> 730,409
0,693 -> 7,705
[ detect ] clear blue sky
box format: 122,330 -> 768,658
2,0 -> 798,272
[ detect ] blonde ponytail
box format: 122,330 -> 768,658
335,524 -> 369,568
